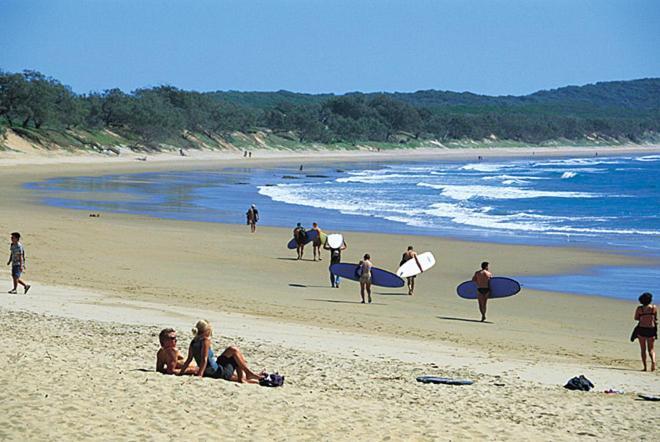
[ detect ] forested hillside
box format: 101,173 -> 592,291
1,69 -> 659,153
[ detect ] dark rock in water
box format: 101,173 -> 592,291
236,182 -> 249,185
282,175 -> 299,179
336,169 -> 345,173
264,184 -> 275,187
306,174 -> 329,178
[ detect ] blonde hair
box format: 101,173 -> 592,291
192,319 -> 212,338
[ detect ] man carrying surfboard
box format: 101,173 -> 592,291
246,204 -> 259,233
472,261 -> 493,322
311,222 -> 323,261
400,246 -> 423,296
293,223 -> 307,260
324,235 -> 346,288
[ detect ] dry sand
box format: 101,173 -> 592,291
1,147 -> 659,440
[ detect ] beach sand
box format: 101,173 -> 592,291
1,147 -> 659,440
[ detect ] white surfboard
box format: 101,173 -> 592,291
396,252 -> 436,278
326,233 -> 344,249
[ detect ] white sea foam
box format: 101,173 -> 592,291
460,163 -> 511,172
561,171 -> 577,179
636,155 -> 660,162
417,183 -> 598,200
336,173 -> 429,184
532,157 -> 627,167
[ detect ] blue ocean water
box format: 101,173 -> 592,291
27,154 -> 660,301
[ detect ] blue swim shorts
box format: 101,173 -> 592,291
11,265 -> 22,279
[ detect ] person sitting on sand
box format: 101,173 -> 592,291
178,319 -> 264,383
156,328 -> 197,375
634,292 -> 657,371
359,254 -> 373,304
324,237 -> 347,288
472,261 -> 493,322
293,223 -> 307,260
311,222 -> 323,261
400,245 -> 423,296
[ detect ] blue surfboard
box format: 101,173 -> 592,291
329,263 -> 405,288
416,376 -> 473,386
456,277 -> 521,299
287,229 -> 318,249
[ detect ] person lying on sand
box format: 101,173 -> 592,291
178,319 -> 265,383
156,328 -> 197,375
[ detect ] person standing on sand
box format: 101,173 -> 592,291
324,237 -> 347,288
472,261 -> 493,322
156,328 -> 197,375
359,254 -> 373,304
246,204 -> 259,233
293,223 -> 307,260
7,232 -> 30,294
400,245 -> 423,296
311,222 -> 323,261
634,292 -> 657,371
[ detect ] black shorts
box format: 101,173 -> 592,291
477,288 -> 490,295
637,326 -> 657,339
213,355 -> 237,380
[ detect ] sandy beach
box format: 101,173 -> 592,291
1,146 -> 659,440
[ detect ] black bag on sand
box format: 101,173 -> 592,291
260,372 -> 285,387
564,375 -> 594,391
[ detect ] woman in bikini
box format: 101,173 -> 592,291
178,319 -> 264,382
358,254 -> 373,304
634,292 -> 657,371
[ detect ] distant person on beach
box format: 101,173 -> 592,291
324,237 -> 347,288
7,232 -> 30,294
359,254 -> 373,304
249,151 -> 252,158
246,204 -> 259,233
156,328 -> 197,375
634,292 -> 657,371
472,261 -> 493,322
311,222 -> 323,261
400,246 -> 423,296
293,223 -> 307,260
178,320 -> 264,383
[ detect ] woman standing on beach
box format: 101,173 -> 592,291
634,292 -> 657,371
359,254 -> 373,304
178,319 -> 264,382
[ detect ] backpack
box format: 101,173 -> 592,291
564,375 -> 594,391
297,229 -> 308,242
259,372 -> 285,387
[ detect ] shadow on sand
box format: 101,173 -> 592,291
437,316 -> 493,324
375,292 -> 410,296
306,298 -> 385,305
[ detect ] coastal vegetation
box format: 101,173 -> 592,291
1,69 -> 659,152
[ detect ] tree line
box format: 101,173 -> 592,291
1,69 -> 659,147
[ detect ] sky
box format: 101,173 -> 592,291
1,0 -> 659,96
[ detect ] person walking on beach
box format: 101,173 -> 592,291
472,261 -> 492,322
178,319 -> 265,383
324,237 -> 347,288
156,328 -> 197,375
7,232 -> 30,294
246,204 -> 259,233
359,254 -> 373,304
400,245 -> 423,296
311,222 -> 323,261
634,292 -> 657,371
293,223 -> 307,260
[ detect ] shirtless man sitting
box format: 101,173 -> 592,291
472,261 -> 493,322
156,328 -> 197,375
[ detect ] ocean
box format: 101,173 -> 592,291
27,153 -> 660,301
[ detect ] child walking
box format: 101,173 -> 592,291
7,232 -> 30,294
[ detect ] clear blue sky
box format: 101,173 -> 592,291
1,0 -> 658,96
